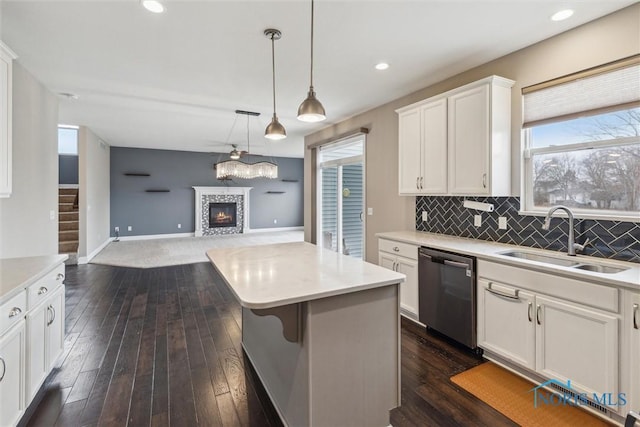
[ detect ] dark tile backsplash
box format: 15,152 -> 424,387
416,196 -> 640,263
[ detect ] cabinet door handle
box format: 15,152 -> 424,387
536,305 -> 542,325
47,305 -> 56,326
528,302 -> 533,322
8,307 -> 22,318
420,177 -> 424,189
482,173 -> 487,188
634,303 -> 639,330
416,177 -> 420,190
0,357 -> 5,382
487,282 -> 519,300
57,273 -> 65,281
38,286 -> 49,295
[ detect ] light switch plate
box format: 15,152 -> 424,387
498,216 -> 508,230
367,207 -> 373,216
474,214 -> 482,227
128,226 -> 132,231
422,211 -> 428,222
49,210 -> 55,220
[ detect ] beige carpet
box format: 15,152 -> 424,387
451,362 -> 614,427
90,230 -> 304,269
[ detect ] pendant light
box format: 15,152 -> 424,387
297,0 -> 326,122
264,29 -> 287,140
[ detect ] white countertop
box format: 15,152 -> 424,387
0,255 -> 68,300
376,231 -> 640,290
206,241 -> 405,309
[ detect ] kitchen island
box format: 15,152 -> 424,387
206,242 -> 405,427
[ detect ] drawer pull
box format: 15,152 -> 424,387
487,282 -> 519,300
57,273 -> 65,281
38,286 -> 49,295
0,357 -> 5,382
634,303 -> 639,330
393,247 -> 399,252
8,307 -> 22,318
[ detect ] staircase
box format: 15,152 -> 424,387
59,187 -> 79,265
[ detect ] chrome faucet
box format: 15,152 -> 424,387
541,205 -> 590,256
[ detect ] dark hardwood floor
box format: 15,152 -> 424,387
23,262 -> 515,427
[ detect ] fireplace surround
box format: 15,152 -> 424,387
193,187 -> 252,236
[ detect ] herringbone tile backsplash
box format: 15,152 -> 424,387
415,196 -> 640,263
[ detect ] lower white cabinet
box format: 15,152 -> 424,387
477,261 -> 625,416
0,320 -> 26,427
378,239 -> 419,318
477,279 -> 535,369
626,291 -> 640,414
26,286 -> 65,401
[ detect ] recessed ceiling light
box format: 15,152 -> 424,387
551,9 -> 574,21
142,0 -> 165,13
375,62 -> 389,71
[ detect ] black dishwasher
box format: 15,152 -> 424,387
418,247 -> 478,350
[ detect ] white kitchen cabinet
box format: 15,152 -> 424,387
26,285 -> 65,401
398,98 -> 447,195
477,279 -> 535,369
535,295 -> 618,399
625,291 -> 640,415
0,41 -> 16,198
396,76 -> 513,196
378,238 -> 419,319
0,320 -> 26,427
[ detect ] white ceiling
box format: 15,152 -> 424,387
1,0 -> 635,158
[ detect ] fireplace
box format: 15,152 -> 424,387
209,203 -> 237,228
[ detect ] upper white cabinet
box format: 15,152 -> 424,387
398,98 -> 447,194
396,76 -> 514,196
0,41 -> 17,198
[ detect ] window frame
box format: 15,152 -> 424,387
520,129 -> 640,222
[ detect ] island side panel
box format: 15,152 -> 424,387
242,304 -> 310,426
307,283 -> 400,427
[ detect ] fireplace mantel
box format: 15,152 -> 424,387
193,186 -> 252,236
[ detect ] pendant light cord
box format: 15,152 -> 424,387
271,34 -> 277,115
309,0 -> 314,88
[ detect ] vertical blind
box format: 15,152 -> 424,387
522,55 -> 640,128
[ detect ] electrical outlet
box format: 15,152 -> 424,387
422,211 -> 428,222
115,226 -> 119,232
498,217 -> 508,230
178,223 -> 181,229
474,214 -> 482,227
127,226 -> 132,232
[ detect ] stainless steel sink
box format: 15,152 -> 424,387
573,264 -> 628,274
499,250 -> 629,274
499,251 -> 580,267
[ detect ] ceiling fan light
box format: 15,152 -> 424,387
297,88 -> 326,122
265,115 -> 287,140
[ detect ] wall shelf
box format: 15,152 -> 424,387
124,172 -> 150,177
146,189 -> 170,193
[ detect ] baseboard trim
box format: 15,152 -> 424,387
246,226 -> 303,233
78,238 -> 113,264
116,232 -> 195,241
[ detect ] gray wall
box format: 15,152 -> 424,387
59,154 -> 78,184
0,62 -> 59,258
110,147 -> 303,237
304,4 -> 640,263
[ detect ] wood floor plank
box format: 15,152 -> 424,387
25,262 -> 517,427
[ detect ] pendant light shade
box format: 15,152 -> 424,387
298,0 -> 326,122
264,29 -> 287,140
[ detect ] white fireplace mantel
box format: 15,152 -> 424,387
193,186 -> 252,236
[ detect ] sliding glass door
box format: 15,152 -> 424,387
317,137 -> 364,259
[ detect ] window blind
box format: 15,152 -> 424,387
522,56 -> 640,128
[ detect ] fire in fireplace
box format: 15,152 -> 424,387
209,203 -> 237,228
